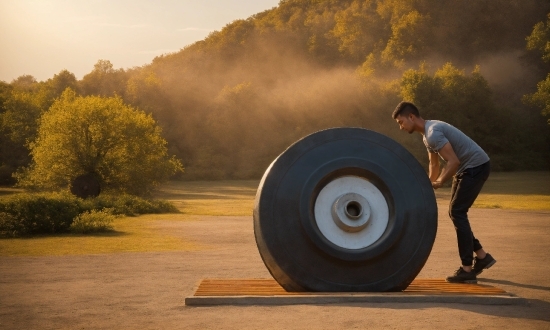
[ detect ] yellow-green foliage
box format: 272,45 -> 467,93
2,88 -> 47,145
0,192 -> 80,237
523,13 -> 550,124
17,89 -> 183,195
1,1 -> 549,183
70,209 -> 116,233
524,74 -> 550,124
400,64 -> 498,146
0,191 -> 179,237
78,194 -> 179,216
144,0 -> 549,178
0,71 -> 79,184
526,13 -> 550,62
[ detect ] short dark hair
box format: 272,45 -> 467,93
392,101 -> 420,119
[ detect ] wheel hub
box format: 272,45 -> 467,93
314,176 -> 389,250
331,193 -> 371,232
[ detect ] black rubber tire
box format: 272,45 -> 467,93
253,128 -> 437,292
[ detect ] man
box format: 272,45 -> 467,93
392,101 -> 496,284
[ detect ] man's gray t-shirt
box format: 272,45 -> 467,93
423,120 -> 489,174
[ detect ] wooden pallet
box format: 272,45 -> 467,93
194,278 -> 507,296
186,278 -> 524,306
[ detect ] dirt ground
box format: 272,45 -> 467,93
1,203 -> 549,329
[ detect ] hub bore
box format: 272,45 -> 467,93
345,201 -> 363,219
331,192 -> 371,233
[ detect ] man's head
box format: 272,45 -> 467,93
392,101 -> 420,119
392,101 -> 421,134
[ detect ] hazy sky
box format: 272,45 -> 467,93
0,0 -> 280,82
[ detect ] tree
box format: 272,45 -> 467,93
2,71 -> 79,148
524,74 -> 550,124
128,0 -> 550,176
46,69 -> 78,97
1,87 -> 47,146
524,13 -> 550,124
11,75 -> 38,91
18,89 -> 183,195
125,69 -> 163,112
0,71 -> 81,184
377,1 -> 431,67
526,13 -> 550,62
79,60 -> 128,97
0,81 -> 17,184
329,0 -> 385,63
400,63 -> 511,160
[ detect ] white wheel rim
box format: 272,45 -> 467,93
314,176 -> 389,250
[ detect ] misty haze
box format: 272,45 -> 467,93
1,0 -> 549,183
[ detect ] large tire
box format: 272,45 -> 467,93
253,128 -> 437,292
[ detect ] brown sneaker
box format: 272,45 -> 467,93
446,267 -> 477,284
472,253 -> 496,275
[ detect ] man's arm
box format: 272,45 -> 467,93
432,142 -> 460,189
428,151 -> 440,182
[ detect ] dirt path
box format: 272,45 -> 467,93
1,205 -> 549,329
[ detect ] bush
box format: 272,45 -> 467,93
0,212 -> 20,237
70,209 -> 115,233
78,194 -> 179,216
0,192 -> 80,237
0,191 -> 178,237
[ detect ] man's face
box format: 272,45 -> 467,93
395,114 -> 414,134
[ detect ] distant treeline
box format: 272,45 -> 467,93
1,0 -> 549,183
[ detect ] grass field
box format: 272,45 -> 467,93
152,180 -> 258,216
0,214 -> 201,256
152,172 -> 550,215
0,172 -> 548,256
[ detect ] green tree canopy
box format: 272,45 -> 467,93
400,63 -> 511,158
0,71 -> 82,183
526,13 -> 550,62
79,60 -> 128,97
45,69 -> 78,97
1,71 -> 80,148
524,13 -> 550,124
524,74 -> 550,124
3,0 -> 549,181
18,89 -> 183,195
1,87 -> 47,146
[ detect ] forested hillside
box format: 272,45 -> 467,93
2,0 -> 550,182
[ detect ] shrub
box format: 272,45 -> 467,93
70,209 -> 115,234
0,192 -> 80,237
0,212 -> 20,237
79,194 -> 179,216
0,191 -> 178,237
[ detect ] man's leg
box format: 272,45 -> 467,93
448,162 -> 490,268
473,236 -> 483,254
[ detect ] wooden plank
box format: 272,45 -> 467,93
193,278 -> 510,297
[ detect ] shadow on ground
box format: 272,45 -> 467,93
480,278 -> 550,292
0,230 -> 130,239
314,298 -> 550,323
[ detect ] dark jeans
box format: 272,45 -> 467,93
449,161 -> 491,266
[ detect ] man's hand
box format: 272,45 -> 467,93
431,181 -> 443,189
